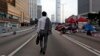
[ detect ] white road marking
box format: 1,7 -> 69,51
8,34 -> 37,56
54,30 -> 100,56
63,35 -> 100,56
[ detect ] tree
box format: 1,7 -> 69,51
88,13 -> 98,25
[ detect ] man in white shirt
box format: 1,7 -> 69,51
37,11 -> 51,55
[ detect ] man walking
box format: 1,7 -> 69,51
37,11 -> 52,55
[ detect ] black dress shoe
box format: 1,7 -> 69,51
42,51 -> 45,55
40,48 -> 43,54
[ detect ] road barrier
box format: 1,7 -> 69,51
0,27 -> 34,37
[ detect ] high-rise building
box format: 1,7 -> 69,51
37,0 -> 41,5
56,0 -> 61,23
78,0 -> 90,15
0,0 -> 7,13
0,0 -> 19,28
91,0 -> 100,12
0,0 -> 8,19
37,0 -> 42,19
51,14 -> 55,23
8,0 -> 30,26
37,5 -> 42,19
0,0 -> 30,28
78,0 -> 100,15
29,0 -> 37,20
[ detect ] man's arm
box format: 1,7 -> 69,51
48,18 -> 52,32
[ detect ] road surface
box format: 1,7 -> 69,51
0,29 -> 100,56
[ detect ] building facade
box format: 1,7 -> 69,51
8,0 -> 30,24
0,0 -> 18,28
78,0 -> 100,15
0,0 -> 7,13
91,0 -> 100,12
56,0 -> 61,23
0,0 -> 30,28
29,0 -> 37,20
37,5 -> 42,19
51,14 -> 55,23
78,0 -> 90,15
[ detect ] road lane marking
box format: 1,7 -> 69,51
8,33 -> 37,56
62,35 -> 100,56
54,30 -> 100,56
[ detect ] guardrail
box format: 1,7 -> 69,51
0,27 -> 34,37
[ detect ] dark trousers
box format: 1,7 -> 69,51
39,30 -> 48,52
87,30 -> 92,36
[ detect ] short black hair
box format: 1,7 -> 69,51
42,11 -> 47,16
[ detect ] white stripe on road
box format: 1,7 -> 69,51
8,34 -> 37,56
54,30 -> 100,56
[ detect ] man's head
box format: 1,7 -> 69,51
42,11 -> 47,16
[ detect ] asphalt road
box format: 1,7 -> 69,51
12,30 -> 99,56
67,33 -> 100,52
0,28 -> 36,56
0,27 -> 100,56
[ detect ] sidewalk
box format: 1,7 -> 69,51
74,32 -> 100,42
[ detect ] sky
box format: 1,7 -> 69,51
41,0 -> 78,22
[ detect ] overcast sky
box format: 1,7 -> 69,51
41,0 -> 78,22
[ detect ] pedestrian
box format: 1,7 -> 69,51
84,22 -> 94,36
35,18 -> 38,27
35,18 -> 38,24
37,11 -> 52,55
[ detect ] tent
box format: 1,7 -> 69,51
78,17 -> 88,29
65,17 -> 76,24
78,17 -> 88,22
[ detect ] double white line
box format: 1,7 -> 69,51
54,29 -> 100,56
63,35 -> 100,56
